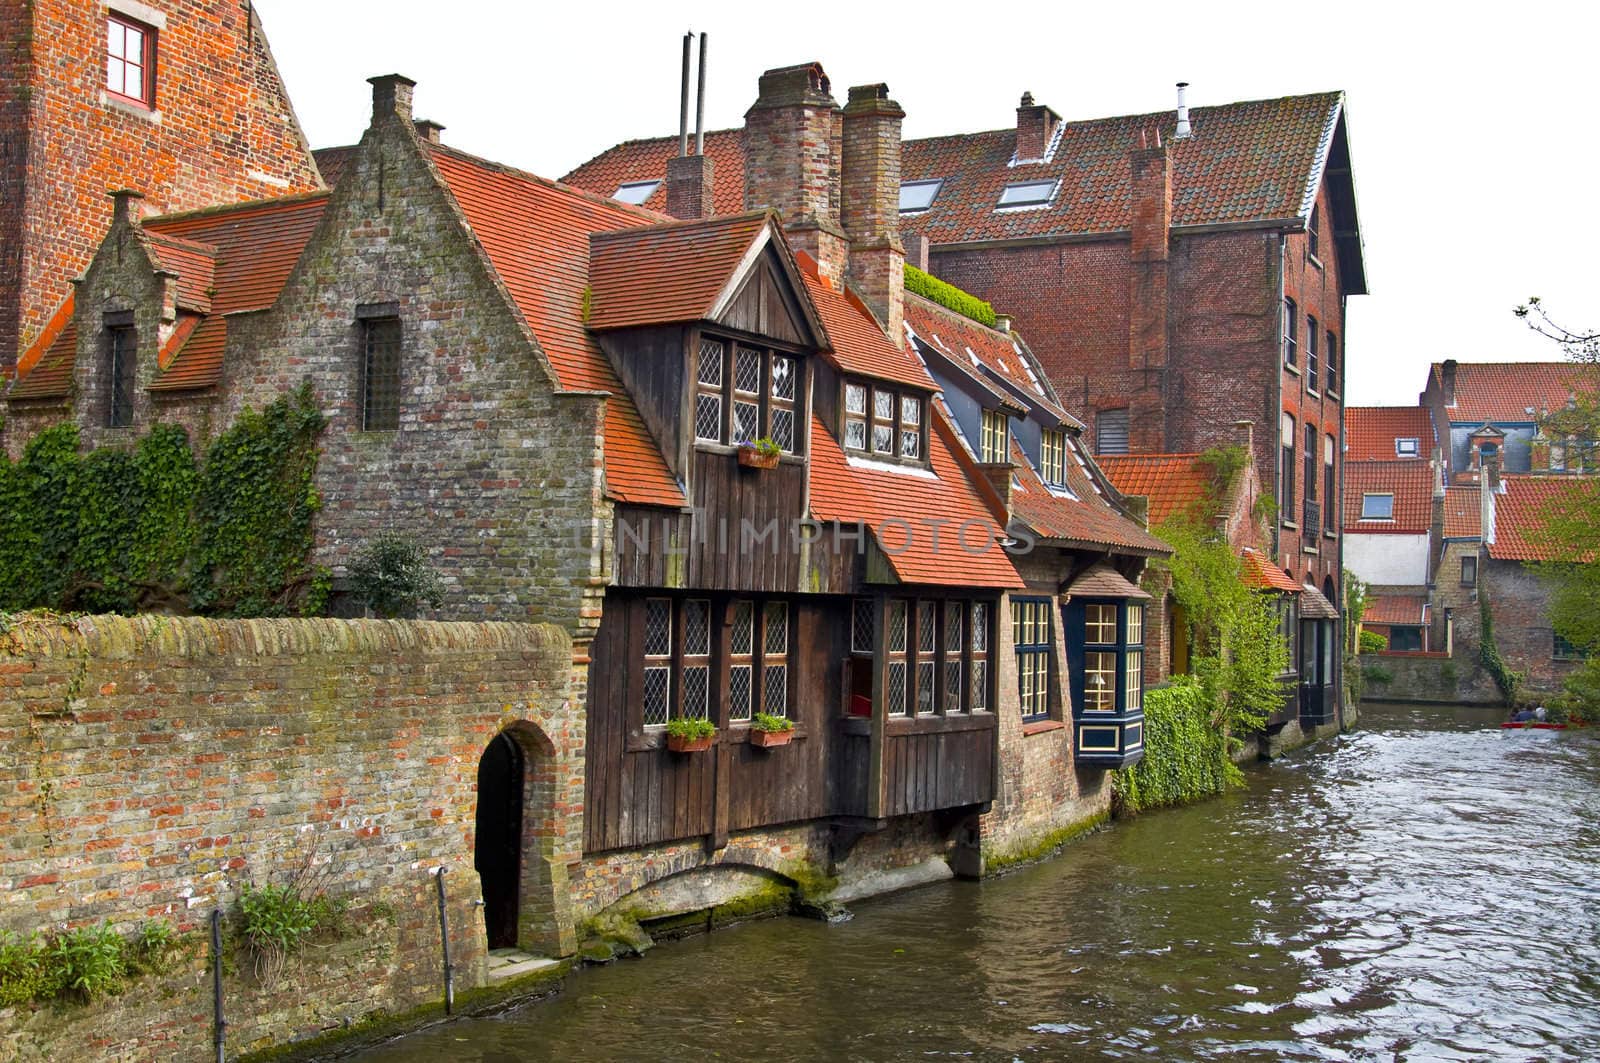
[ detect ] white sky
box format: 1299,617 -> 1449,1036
257,0 -> 1599,410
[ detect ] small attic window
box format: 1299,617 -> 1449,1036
1395,438 -> 1420,458
613,180 -> 660,205
997,180 -> 1056,209
899,180 -> 943,213
1361,493 -> 1394,520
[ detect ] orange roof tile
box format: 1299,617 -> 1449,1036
9,294 -> 75,400
143,192 -> 329,315
1008,438 -> 1169,555
144,232 -> 217,314
152,314 -> 227,392
1096,453 -> 1212,527
1066,563 -> 1150,599
1442,486 -> 1481,538
564,129 -> 748,216
795,254 -> 933,392
1490,475 -> 1599,562
1346,406 -> 1433,463
588,212 -> 779,332
808,408 -> 1021,588
424,144 -> 685,509
1434,361 -> 1593,424
904,295 -> 1074,425
1241,548 -> 1300,593
1343,460 -> 1435,534
1366,595 -> 1428,626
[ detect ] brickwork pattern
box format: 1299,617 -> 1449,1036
1,0 -> 321,370
1485,559 -> 1583,694
0,614 -> 580,1062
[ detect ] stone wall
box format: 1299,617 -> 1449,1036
0,614 -> 581,1062
1485,559 -> 1582,695
1360,651 -> 1499,705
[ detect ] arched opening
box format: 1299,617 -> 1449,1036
474,732 -> 524,949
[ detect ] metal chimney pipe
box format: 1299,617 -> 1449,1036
695,32 -> 708,155
1174,81 -> 1192,140
678,32 -> 691,157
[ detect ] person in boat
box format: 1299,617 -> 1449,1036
1511,706 -> 1537,722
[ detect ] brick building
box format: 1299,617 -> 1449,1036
0,0 -> 322,375
565,85 -> 1368,607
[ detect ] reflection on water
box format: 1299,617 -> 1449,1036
350,703 -> 1600,1061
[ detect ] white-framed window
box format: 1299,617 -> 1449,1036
1040,429 -> 1067,486
981,409 -> 1008,463
844,382 -> 868,451
1395,437 -> 1420,458
613,180 -> 660,205
899,179 -> 943,213
1361,493 -> 1394,520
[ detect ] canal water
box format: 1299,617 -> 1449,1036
352,702 -> 1600,1061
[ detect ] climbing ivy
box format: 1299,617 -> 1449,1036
0,385 -> 325,617
1112,677 -> 1241,813
1478,592 -> 1523,707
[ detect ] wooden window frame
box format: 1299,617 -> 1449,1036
853,595 -> 993,719
1013,596 -> 1053,723
841,378 -> 927,467
106,321 -> 136,429
1040,429 -> 1067,487
1306,314 -> 1320,393
694,331 -> 806,455
1077,598 -> 1143,715
980,409 -> 1009,464
106,12 -> 156,109
1281,413 -> 1296,524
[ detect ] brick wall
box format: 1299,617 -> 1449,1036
0,0 -> 32,380
0,614 -> 581,1062
1484,559 -> 1582,695
2,0 -> 321,371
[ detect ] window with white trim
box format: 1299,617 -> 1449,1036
1076,599 -> 1144,715
899,179 -> 943,213
106,13 -> 155,108
1395,437 -> 1420,458
997,180 -> 1056,208
1361,493 -> 1394,520
1040,429 -> 1067,487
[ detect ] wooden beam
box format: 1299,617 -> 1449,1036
867,594 -> 888,819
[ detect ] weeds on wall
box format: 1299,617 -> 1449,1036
1112,677 -> 1241,814
1478,593 -> 1524,707
0,384 -> 326,617
0,920 -> 184,1007
238,860 -> 351,987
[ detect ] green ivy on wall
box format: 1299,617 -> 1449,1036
0,383 -> 325,618
1112,676 -> 1242,814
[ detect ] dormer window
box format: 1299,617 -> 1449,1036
1040,429 -> 1067,487
843,380 -> 926,463
980,410 -> 1008,463
997,180 -> 1056,209
1395,437 -> 1420,458
613,180 -> 660,205
899,179 -> 943,213
695,335 -> 803,453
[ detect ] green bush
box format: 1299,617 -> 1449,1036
1358,629 -> 1388,655
751,712 -> 794,733
47,924 -> 127,1002
238,877 -> 349,985
903,265 -> 998,327
347,533 -> 445,618
1112,677 -> 1241,814
0,932 -> 46,1007
665,717 -> 716,740
0,921 -> 183,1008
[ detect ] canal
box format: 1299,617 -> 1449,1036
352,702 -> 1600,1061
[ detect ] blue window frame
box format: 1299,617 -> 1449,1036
1065,596 -> 1146,766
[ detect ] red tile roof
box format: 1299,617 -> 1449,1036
1433,361 -> 1592,424
1365,595 -> 1428,626
808,408 -> 1021,588
564,130 -> 748,216
904,295 -> 1074,425
144,232 -> 217,314
588,212 -> 783,332
1442,486 -> 1481,539
562,93 -> 1342,243
1096,453 -> 1212,528
1490,475 -> 1598,562
143,192 -> 330,316
1241,548 -> 1300,593
1007,438 -> 1169,555
795,254 -> 933,391
1066,563 -> 1151,600
151,314 -> 227,392
1346,406 -> 1433,463
424,143 -> 686,509
9,295 -> 76,400
1343,460 -> 1435,534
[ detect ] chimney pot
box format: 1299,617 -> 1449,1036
368,74 -> 417,124
412,119 -> 445,144
1174,82 -> 1193,140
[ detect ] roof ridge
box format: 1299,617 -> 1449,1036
427,142 -> 671,224
590,209 -> 770,241
144,189 -> 330,227
143,230 -> 219,255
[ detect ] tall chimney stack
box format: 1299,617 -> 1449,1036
744,63 -> 848,285
1128,133 -> 1171,371
1015,91 -> 1061,161
841,82 -> 906,342
665,34 -> 714,219
368,73 -> 416,125
1174,82 -> 1193,140
1441,358 -> 1458,407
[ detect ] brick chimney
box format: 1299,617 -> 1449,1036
1128,134 -> 1171,370
109,188 -> 146,227
841,83 -> 906,342
1441,358 -> 1458,407
744,63 -> 848,285
412,119 -> 445,144
1015,92 -> 1060,162
368,74 -> 416,125
666,153 -> 716,220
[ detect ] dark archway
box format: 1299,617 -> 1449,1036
475,732 -> 524,949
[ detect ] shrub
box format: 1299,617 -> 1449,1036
903,265 -> 998,327
751,712 -> 794,733
48,924 -> 126,1002
0,932 -> 46,1007
239,883 -> 318,985
1358,629 -> 1388,655
347,533 -> 445,618
1112,677 -> 1240,814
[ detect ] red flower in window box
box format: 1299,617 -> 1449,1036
737,438 -> 781,469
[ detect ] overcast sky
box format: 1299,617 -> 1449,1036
257,0 -> 1597,409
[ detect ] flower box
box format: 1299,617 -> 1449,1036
749,728 -> 793,749
737,446 -> 780,470
667,733 -> 715,753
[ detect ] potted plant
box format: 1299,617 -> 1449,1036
665,717 -> 717,753
736,437 -> 782,470
748,712 -> 795,748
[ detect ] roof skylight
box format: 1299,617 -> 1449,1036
899,179 -> 944,213
996,179 -> 1057,209
613,180 -> 661,205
